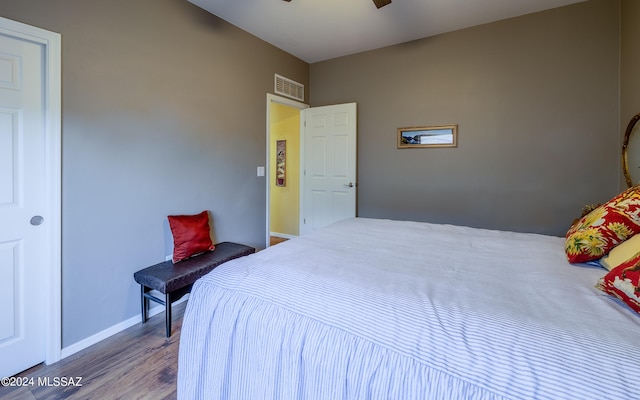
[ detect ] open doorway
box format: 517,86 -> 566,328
266,95 -> 358,246
266,94 -> 308,247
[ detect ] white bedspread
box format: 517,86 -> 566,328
178,218 -> 640,400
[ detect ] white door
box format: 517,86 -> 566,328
300,103 -> 357,235
0,31 -> 48,377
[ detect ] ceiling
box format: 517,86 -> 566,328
188,0 -> 587,64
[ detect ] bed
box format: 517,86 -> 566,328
177,217 -> 640,400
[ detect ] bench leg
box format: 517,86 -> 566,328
141,285 -> 148,323
139,285 -> 172,337
165,292 -> 171,338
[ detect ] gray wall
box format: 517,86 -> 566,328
0,0 -> 308,347
621,0 -> 640,190
310,0 -> 620,236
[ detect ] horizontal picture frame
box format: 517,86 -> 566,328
397,125 -> 458,149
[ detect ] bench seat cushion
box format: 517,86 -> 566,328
133,242 -> 255,293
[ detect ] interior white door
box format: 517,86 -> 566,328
301,103 -> 357,235
0,31 -> 48,377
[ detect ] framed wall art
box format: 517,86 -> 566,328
397,125 -> 458,149
276,139 -> 286,186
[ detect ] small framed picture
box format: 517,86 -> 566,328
397,125 -> 458,148
276,140 -> 286,186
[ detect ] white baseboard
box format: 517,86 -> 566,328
60,294 -> 188,360
270,232 -> 297,240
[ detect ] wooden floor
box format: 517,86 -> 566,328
0,302 -> 186,400
269,236 -> 288,246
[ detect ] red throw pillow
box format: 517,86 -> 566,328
596,251 -> 640,314
167,211 -> 215,263
565,185 -> 640,263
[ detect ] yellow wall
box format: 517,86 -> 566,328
269,103 -> 300,236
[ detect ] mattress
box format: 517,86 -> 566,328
177,218 -> 640,399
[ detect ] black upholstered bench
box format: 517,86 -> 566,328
133,241 -> 255,337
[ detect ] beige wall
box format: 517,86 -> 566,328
621,0 -> 640,189
310,0 -> 620,236
0,0 -> 308,347
269,103 -> 300,236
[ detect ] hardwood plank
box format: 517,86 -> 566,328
0,302 -> 186,400
269,236 -> 288,246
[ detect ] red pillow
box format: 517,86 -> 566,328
167,211 -> 215,263
565,185 -> 640,263
596,251 -> 640,314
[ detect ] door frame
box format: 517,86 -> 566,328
0,17 -> 62,365
265,94 -> 308,247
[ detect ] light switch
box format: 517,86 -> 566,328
257,166 -> 265,177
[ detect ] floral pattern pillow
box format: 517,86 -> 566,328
565,185 -> 640,263
596,251 -> 640,314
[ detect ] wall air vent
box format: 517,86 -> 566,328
274,74 -> 304,102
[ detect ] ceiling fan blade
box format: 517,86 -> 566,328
372,0 -> 391,8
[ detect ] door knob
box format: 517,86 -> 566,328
30,215 -> 44,226
343,182 -> 354,188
